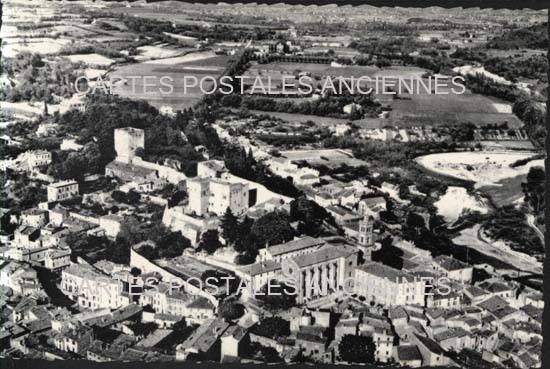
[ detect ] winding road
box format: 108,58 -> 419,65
526,214 -> 545,243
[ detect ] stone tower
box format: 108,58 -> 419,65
358,214 -> 374,247
114,127 -> 145,163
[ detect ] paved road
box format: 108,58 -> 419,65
526,214 -> 545,243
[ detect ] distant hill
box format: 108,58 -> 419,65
488,22 -> 548,50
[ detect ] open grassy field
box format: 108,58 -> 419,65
110,52 -> 229,110
64,53 -> 115,66
134,45 -> 183,61
246,110 -> 350,126
384,80 -> 523,128
1,37 -> 73,57
478,140 -> 535,151
248,62 -> 380,79
479,173 -> 528,207
279,149 -> 368,168
389,93 -> 512,114
245,63 -> 523,129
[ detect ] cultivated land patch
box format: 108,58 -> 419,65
245,110 -> 350,126
278,149 -> 368,168
387,89 -> 523,128
142,51 -> 224,65
64,53 -> 115,67
248,62 -> 380,79
110,52 -> 228,109
372,66 -> 429,78
1,37 -> 72,56
134,45 -> 183,61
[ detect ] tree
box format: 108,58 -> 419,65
168,190 -> 187,207
218,299 -> 245,321
251,317 -> 290,339
156,230 -> 191,258
338,334 -> 376,364
221,207 -> 239,246
111,237 -> 131,264
234,249 -> 258,265
198,229 -> 223,255
126,190 -> 141,204
111,190 -> 127,203
290,196 -> 337,237
371,236 -> 404,270
256,280 -> 296,311
233,216 -> 255,252
406,212 -> 426,234
522,166 -> 545,224
250,211 -> 295,247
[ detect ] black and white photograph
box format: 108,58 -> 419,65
0,0 -> 547,368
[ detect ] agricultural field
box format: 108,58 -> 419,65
278,149 -> 368,168
110,52 -> 229,110
134,44 -> 184,61
244,110 -> 350,126
247,62 -> 380,79
387,92 -> 522,129
243,62 -> 524,130
63,53 -> 115,67
303,46 -> 361,57
1,38 -> 73,57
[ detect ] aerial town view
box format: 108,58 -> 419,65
0,0 -> 547,368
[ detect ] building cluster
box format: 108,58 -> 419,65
0,149 -> 52,173
0,114 -> 542,369
0,48 -> 544,369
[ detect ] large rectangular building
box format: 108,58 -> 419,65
281,244 -> 358,304
187,177 -> 249,217
258,236 -> 325,263
47,180 -> 79,202
355,262 -> 426,307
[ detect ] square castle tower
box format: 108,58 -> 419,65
114,127 -> 145,163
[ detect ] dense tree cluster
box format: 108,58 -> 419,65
218,299 -> 245,321
47,142 -> 103,181
482,205 -> 544,255
350,36 -> 423,58
512,97 -> 546,149
371,236 -> 404,270
54,94 -> 213,176
58,44 -> 123,59
487,22 -> 548,50
522,167 -> 545,226
338,334 -> 376,364
289,197 -> 339,237
120,222 -> 192,263
0,52 -> 82,103
256,280 -> 297,311
220,207 -> 296,265
451,48 -> 547,82
121,14 -> 274,43
197,229 -> 223,255
251,316 -> 291,339
224,145 -> 302,198
0,171 -> 47,213
239,92 -> 382,120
